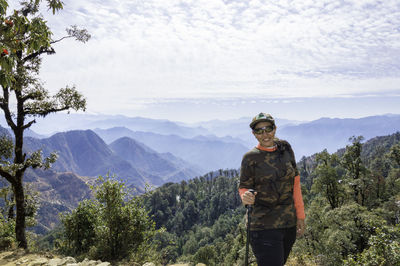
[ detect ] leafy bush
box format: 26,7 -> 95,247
60,200 -> 97,256
60,175 -> 160,263
0,183 -> 39,250
344,225 -> 400,266
0,216 -> 15,250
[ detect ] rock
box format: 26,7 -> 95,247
48,258 -> 64,266
59,256 -> 76,265
28,258 -> 48,266
79,258 -> 94,266
0,251 -> 113,266
78,258 -> 108,266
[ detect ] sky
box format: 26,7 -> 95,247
9,0 -> 400,122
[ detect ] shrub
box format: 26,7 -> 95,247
344,225 -> 400,266
60,175 -> 159,263
0,216 -> 15,250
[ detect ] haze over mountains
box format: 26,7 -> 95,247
3,113 -> 400,189
23,130 -> 202,190
94,128 -> 248,172
2,113 -> 400,170
278,114 -> 400,158
14,112 -> 400,159
1,113 -> 400,233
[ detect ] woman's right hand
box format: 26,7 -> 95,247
242,190 -> 257,205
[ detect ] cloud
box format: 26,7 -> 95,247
8,0 -> 399,116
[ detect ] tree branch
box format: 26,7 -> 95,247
24,106 -> 70,117
1,87 -> 17,131
51,35 -> 73,44
0,167 -> 16,185
21,93 -> 39,103
21,163 -> 34,173
22,119 -> 36,130
22,46 -> 55,63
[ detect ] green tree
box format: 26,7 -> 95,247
0,0 -> 89,248
152,230 -> 179,264
193,245 -> 217,265
0,180 -> 15,249
60,200 -> 97,256
341,136 -> 371,206
387,142 -> 400,167
0,180 -> 39,250
344,225 -> 400,266
61,175 -> 159,263
311,150 -> 345,209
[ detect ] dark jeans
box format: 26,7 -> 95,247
250,227 -> 296,266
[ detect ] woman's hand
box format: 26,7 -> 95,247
296,219 -> 306,237
242,190 -> 257,205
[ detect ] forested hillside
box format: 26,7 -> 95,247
140,133 -> 400,265
142,170 -> 245,264
2,132 -> 400,265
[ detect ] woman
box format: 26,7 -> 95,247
239,112 -> 305,266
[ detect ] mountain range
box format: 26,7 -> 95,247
93,127 -> 249,172
2,114 -> 400,183
1,113 -> 400,233
11,113 -> 399,158
7,114 -> 211,138
278,115 -> 400,159
22,130 -> 203,190
24,168 -> 92,234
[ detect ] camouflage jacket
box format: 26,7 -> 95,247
239,140 -> 299,230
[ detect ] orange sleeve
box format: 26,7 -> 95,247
293,175 -> 305,220
238,188 -> 248,200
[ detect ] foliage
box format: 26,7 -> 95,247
293,135 -> 400,265
387,143 -> 400,167
0,0 -> 88,248
142,169 -> 255,265
344,225 -> 400,266
35,133 -> 400,264
0,180 -> 39,250
0,214 -> 15,249
311,150 -> 346,209
60,200 -> 97,256
140,134 -> 400,265
60,175 -> 159,264
341,136 -> 371,206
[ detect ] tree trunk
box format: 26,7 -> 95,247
14,177 -> 27,249
7,193 -> 15,220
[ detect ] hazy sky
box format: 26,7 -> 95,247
11,0 -> 400,122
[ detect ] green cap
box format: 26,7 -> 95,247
249,112 -> 275,129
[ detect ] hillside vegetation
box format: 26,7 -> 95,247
1,132 -> 400,265
140,133 -> 400,265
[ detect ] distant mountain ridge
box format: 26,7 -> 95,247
94,128 -> 249,172
23,130 -> 203,190
9,113 -> 212,138
2,113 -> 400,162
24,130 -> 149,188
278,114 -> 400,158
109,137 -> 202,183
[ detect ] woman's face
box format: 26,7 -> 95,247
252,121 -> 276,147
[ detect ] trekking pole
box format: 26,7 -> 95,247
245,189 -> 255,266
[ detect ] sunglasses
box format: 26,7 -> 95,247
253,125 -> 274,135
